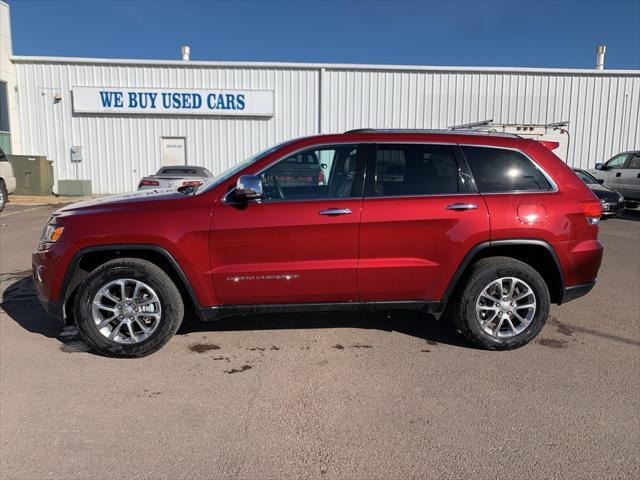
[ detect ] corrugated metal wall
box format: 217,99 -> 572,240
14,61 -> 319,193
13,58 -> 640,194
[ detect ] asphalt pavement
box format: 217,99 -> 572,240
1,202 -> 639,479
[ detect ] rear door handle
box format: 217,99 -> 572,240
319,208 -> 352,216
445,203 -> 478,211
615,172 -> 622,177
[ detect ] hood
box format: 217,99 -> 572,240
55,188 -> 183,214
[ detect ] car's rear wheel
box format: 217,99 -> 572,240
0,179 -> 7,212
452,257 -> 550,350
74,258 -> 184,357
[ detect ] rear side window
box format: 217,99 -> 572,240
461,146 -> 553,193
373,144 -> 459,197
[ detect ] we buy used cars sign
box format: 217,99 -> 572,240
72,87 -> 274,117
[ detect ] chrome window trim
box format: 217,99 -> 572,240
222,140 -> 558,204
458,143 -> 559,194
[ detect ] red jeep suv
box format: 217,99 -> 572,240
32,130 -> 603,357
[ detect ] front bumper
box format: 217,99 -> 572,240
32,241 -> 77,326
34,287 -> 65,327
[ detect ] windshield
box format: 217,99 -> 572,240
196,140 -> 295,194
574,169 -> 599,185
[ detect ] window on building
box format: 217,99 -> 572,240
372,144 -> 459,197
462,146 -> 553,193
0,81 -> 10,133
260,144 -> 359,200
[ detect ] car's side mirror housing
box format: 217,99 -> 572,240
595,162 -> 604,170
235,175 -> 263,201
597,178 -> 605,184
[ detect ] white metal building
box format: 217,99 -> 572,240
2,2 -> 639,194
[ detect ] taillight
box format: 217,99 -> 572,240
139,179 -> 160,187
318,170 -> 325,185
579,200 -> 602,225
181,180 -> 203,187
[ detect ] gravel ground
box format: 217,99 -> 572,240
1,203 -> 638,480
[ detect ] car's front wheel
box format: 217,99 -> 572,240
74,258 -> 184,357
0,179 -> 7,212
452,257 -> 550,350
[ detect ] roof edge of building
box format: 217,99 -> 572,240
9,55 -> 640,75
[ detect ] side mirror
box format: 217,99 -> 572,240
235,175 -> 263,200
595,163 -> 604,170
597,179 -> 604,184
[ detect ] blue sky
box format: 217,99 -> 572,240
7,0 -> 640,69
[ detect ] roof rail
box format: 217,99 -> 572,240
343,128 -> 522,138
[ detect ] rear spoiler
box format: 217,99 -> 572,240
536,140 -> 560,151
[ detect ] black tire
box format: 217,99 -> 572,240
74,258 -> 184,358
0,179 -> 7,212
452,256 -> 550,350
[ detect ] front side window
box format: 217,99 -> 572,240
462,146 -> 553,193
260,144 -> 360,201
606,154 -> 628,169
372,144 -> 459,197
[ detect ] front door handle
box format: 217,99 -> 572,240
445,203 -> 478,211
319,208 -> 352,216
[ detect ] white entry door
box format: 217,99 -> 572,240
161,137 -> 186,166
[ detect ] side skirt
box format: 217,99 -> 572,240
200,300 -> 446,321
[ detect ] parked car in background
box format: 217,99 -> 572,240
138,166 -> 213,190
573,168 -> 625,217
0,147 -> 17,212
262,148 -> 326,190
33,130 -> 604,357
590,151 -> 640,205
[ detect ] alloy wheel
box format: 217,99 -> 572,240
91,278 -> 162,344
475,277 -> 536,338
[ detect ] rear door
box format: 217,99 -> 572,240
357,143 -> 490,302
210,143 -> 365,305
618,153 -> 640,200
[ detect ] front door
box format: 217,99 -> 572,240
357,143 -> 490,302
211,143 -> 365,305
618,152 -> 640,200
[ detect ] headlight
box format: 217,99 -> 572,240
43,224 -> 64,242
40,217 -> 64,247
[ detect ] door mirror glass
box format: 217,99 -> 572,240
595,162 -> 603,170
235,175 -> 263,200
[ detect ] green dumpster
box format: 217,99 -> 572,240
7,155 -> 54,196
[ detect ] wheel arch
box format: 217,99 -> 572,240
61,245 -> 204,324
443,239 -> 565,304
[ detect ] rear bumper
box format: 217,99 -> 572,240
601,202 -> 625,217
560,281 -> 596,304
